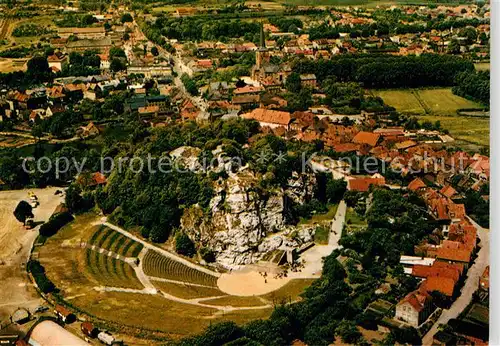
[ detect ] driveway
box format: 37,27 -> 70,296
422,217 -> 489,345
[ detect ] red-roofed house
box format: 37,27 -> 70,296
412,261 -> 463,283
421,276 -> 457,297
242,108 -> 291,129
395,290 -> 434,327
440,185 -> 457,199
408,178 -> 426,192
352,131 -> 380,147
47,53 -> 68,72
436,244 -> 472,267
347,174 -> 386,192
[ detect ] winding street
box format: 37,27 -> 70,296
422,217 -> 489,345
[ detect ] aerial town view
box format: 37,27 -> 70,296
0,0 -> 491,344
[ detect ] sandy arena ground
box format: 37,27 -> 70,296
0,187 -> 64,324
218,267 -> 292,296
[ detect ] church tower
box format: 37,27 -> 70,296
256,22 -> 267,70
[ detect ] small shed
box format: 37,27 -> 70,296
81,321 -> 98,338
54,305 -> 75,323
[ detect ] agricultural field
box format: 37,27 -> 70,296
417,89 -> 483,115
417,115 -> 489,147
373,88 -> 482,115
373,89 -> 425,115
4,15 -> 58,48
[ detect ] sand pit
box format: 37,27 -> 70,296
217,267 -> 291,296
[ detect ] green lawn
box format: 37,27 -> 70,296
345,207 -> 367,232
416,89 -> 482,115
372,89 -> 425,115
417,115 -> 489,147
373,88 -> 482,115
313,225 -> 330,245
299,204 -> 338,225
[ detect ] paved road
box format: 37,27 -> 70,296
132,20 -> 209,114
329,200 -> 346,248
294,200 -> 347,278
422,217 -> 489,345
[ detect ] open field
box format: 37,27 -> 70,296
299,203 -> 338,225
313,226 -> 330,244
202,295 -> 268,307
417,89 -> 483,115
260,278 -> 315,303
417,115 -> 489,147
373,89 -> 425,115
70,291 -> 219,337
152,280 -> 224,299
0,58 -> 27,73
373,88 -> 482,115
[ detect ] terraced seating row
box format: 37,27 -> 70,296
87,227 -> 143,258
143,250 -> 218,287
84,248 -> 142,289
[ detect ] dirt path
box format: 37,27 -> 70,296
422,217 -> 489,345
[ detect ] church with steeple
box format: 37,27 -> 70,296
251,23 -> 291,92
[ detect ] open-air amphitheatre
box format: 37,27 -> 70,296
32,204 -> 344,340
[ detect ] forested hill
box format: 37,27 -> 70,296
292,54 -> 474,88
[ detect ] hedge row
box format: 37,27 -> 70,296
39,211 -> 74,237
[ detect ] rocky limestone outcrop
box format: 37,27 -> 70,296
180,167 -> 318,268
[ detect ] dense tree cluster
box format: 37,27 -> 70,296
12,23 -> 53,37
269,17 -> 303,33
146,16 -> 261,42
181,73 -> 199,96
55,13 -> 98,27
27,260 -> 56,293
340,189 -> 437,266
452,70 -> 490,106
60,51 -> 101,77
13,200 -> 34,225
293,54 -> 474,88
39,211 -> 74,237
0,46 -> 31,58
